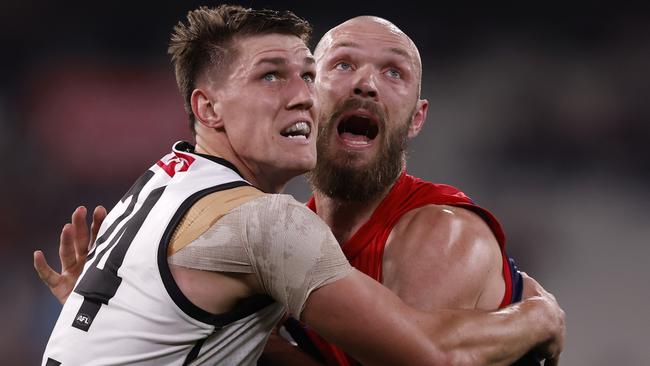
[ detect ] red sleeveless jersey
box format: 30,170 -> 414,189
302,172 -> 517,366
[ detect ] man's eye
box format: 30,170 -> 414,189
263,73 -> 279,82
302,73 -> 315,83
386,69 -> 401,79
334,62 -> 352,71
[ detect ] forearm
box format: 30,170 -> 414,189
304,270 -> 561,365
303,272 -> 449,365
429,298 -> 551,365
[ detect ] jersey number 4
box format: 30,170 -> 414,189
72,170 -> 165,331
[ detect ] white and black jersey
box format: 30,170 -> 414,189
43,141 -> 284,366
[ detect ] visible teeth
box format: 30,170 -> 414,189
282,121 -> 311,137
348,140 -> 369,145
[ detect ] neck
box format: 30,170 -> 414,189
312,181 -> 395,244
195,136 -> 289,194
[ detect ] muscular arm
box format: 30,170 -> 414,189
382,205 -> 505,312
381,205 -> 558,364
303,269 -> 563,366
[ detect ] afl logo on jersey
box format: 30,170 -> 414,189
157,151 -> 196,177
73,312 -> 94,331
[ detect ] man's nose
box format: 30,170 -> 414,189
287,77 -> 315,110
352,67 -> 378,100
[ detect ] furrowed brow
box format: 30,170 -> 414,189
388,47 -> 410,60
255,57 -> 287,66
330,42 -> 410,62
255,57 -> 315,68
330,41 -> 360,51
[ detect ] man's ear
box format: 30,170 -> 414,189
191,88 -> 223,129
408,99 -> 428,139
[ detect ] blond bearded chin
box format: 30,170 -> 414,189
307,114 -> 410,203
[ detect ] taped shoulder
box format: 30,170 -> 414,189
168,186 -> 265,256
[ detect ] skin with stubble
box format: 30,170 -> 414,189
308,17 -> 421,204
34,10 -> 565,366
310,16 -> 506,313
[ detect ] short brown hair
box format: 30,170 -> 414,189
168,5 -> 312,134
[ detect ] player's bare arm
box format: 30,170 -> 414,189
381,204 -> 564,363
303,267 -> 564,366
382,204 -> 505,312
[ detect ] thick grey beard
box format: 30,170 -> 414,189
307,120 -> 409,203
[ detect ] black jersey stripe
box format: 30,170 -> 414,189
45,358 -> 61,366
182,337 -> 206,366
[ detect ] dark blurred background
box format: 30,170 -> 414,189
1,1 -> 648,364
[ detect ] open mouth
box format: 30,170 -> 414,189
337,114 -> 379,146
280,121 -> 311,140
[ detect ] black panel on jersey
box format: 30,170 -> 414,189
45,358 -> 61,366
182,337 -> 206,366
86,169 -> 156,262
76,186 -> 164,303
158,180 -> 274,327
73,171 -> 164,332
71,298 -> 101,332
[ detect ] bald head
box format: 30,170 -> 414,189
315,16 -> 423,95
